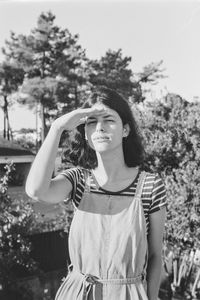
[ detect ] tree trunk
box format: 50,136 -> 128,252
40,101 -> 45,143
35,101 -> 39,152
3,110 -> 6,139
3,95 -> 12,140
5,107 -> 12,140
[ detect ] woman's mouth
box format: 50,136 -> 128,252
93,135 -> 110,142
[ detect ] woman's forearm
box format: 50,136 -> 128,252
26,107 -> 106,201
146,254 -> 162,300
25,124 -> 63,200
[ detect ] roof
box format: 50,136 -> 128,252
0,136 -> 34,156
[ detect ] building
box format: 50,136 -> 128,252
0,136 -> 35,184
0,136 -> 35,203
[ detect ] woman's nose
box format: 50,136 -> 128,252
96,121 -> 105,132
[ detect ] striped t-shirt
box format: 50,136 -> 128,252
61,168 -> 167,235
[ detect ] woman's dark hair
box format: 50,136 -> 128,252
63,86 -> 144,169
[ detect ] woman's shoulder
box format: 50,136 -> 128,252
59,166 -> 89,183
60,166 -> 89,173
143,170 -> 165,186
142,170 -> 166,197
142,170 -> 167,212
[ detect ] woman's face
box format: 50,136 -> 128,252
85,104 -> 128,153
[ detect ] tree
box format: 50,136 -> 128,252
3,11 -> 87,141
0,61 -> 24,140
87,50 -> 166,104
136,60 -> 166,99
88,49 -> 135,99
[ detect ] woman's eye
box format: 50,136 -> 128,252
86,120 -> 97,125
86,119 -> 114,125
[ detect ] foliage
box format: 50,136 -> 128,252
3,11 -> 88,140
12,128 -> 38,153
1,11 -> 166,143
0,61 -> 24,95
136,60 -> 166,98
88,49 -> 135,99
0,61 -> 24,139
0,163 -> 39,287
87,51 -> 164,103
139,93 -> 200,249
135,94 -> 200,297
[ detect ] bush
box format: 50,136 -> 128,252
135,93 -> 200,298
0,163 -> 39,288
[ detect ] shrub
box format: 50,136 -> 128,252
0,163 -> 39,288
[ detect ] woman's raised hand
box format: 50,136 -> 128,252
52,106 -> 106,132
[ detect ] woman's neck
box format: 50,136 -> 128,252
93,148 -> 131,184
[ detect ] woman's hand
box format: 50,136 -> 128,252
52,106 -> 106,133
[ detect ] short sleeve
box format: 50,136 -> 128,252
59,167 -> 82,202
149,174 -> 167,214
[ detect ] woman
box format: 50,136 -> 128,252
26,87 -> 166,300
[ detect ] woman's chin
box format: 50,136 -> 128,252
93,143 -> 111,153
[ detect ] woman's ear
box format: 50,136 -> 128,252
123,124 -> 130,137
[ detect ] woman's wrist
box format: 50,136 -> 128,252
50,120 -> 65,135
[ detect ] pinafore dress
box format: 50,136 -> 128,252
55,171 -> 149,300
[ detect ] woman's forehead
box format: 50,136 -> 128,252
92,104 -> 118,116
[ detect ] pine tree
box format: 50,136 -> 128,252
88,49 -> 135,100
3,11 -> 87,142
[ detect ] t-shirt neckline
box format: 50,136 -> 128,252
89,168 -> 141,194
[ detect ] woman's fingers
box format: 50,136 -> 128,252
53,106 -> 107,132
77,108 -> 106,126
71,107 -> 104,127
79,106 -> 107,119
79,116 -> 88,125
73,107 -> 106,128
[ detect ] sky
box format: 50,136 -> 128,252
0,0 -> 200,131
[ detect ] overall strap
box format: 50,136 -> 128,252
135,171 -> 146,199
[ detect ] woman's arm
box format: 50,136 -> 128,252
25,106 -> 105,203
146,207 -> 166,300
25,123 -> 72,203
